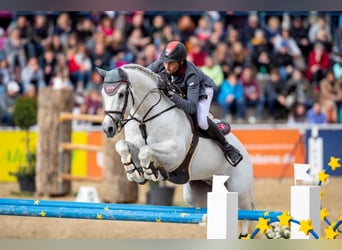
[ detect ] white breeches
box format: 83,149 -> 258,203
197,87 -> 214,130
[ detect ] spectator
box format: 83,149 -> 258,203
194,15 -> 212,44
319,70 -> 342,123
272,40 -> 295,81
306,101 -> 327,124
76,17 -> 96,50
50,68 -> 72,90
186,36 -> 207,67
4,27 -> 27,80
240,66 -> 264,122
90,40 -> 112,70
0,80 -> 20,126
200,55 -> 224,101
20,56 -> 46,94
53,12 -> 73,45
79,88 -> 103,125
306,42 -> 330,89
86,70 -> 103,93
308,16 -> 332,45
229,41 -> 249,77
217,72 -> 245,121
135,43 -> 158,67
287,102 -> 307,125
177,15 -> 196,43
332,55 -> 342,82
45,33 -> 65,55
289,16 -> 310,60
207,20 -> 226,53
0,58 -> 13,94
283,68 -> 316,109
41,48 -> 56,85
263,69 -> 289,120
240,13 -> 260,49
263,16 -> 281,50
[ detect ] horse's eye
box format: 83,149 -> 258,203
118,92 -> 125,99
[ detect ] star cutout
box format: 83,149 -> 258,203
180,213 -> 188,218
96,214 -> 102,219
318,171 -> 330,184
104,206 -> 109,211
256,217 -> 271,233
299,219 -> 314,235
40,211 -> 46,217
324,225 -> 339,239
328,157 -> 341,171
277,211 -> 293,227
320,208 -> 329,221
34,200 -> 40,205
263,211 -> 269,217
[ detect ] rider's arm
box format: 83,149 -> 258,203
169,75 -> 200,115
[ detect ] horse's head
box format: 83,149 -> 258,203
97,67 -> 133,137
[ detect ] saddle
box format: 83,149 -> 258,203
167,115 -> 231,184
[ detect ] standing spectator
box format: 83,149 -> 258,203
217,72 -> 245,121
21,56 -> 46,94
306,42 -> 330,89
263,69 -> 289,120
306,101 -> 327,124
240,66 -> 264,122
319,70 -> 342,123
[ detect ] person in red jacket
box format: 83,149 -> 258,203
306,42 -> 330,90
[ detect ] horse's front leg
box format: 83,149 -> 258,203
115,140 -> 146,184
138,140 -> 185,182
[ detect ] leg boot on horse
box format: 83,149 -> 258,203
206,118 -> 243,167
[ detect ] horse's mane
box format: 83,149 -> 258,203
122,64 -> 160,84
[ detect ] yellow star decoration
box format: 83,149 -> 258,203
318,171 -> 330,184
320,208 -> 329,221
299,219 -> 314,235
34,200 -> 40,205
328,157 -> 341,171
324,225 -> 339,239
103,206 -> 109,211
180,213 -> 188,218
277,211 -> 293,227
96,214 -> 102,219
155,218 -> 161,223
263,211 -> 269,217
256,217 -> 271,233
40,211 -> 46,217
240,234 -> 251,239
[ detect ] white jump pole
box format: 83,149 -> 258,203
290,163 -> 321,239
207,175 -> 238,239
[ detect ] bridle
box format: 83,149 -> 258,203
103,79 -> 176,144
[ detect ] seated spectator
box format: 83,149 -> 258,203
20,56 -> 46,94
263,69 -> 289,120
283,68 -> 316,109
272,41 -> 295,81
239,66 -> 264,122
240,13 -> 260,50
306,102 -> 327,124
229,41 -> 249,77
0,58 -> 13,95
194,15 -> 212,44
200,55 -> 224,101
289,16 -> 310,60
306,42 -> 330,89
90,41 -> 112,70
308,16 -> 332,46
332,54 -> 342,83
41,49 -> 56,85
79,88 -> 103,125
50,68 -> 73,90
217,72 -> 245,122
263,16 -> 281,50
0,81 -> 20,126
287,102 -> 307,125
186,36 -> 206,67
319,70 -> 342,123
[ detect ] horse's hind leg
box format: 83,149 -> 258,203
183,180 -> 212,207
115,140 -> 146,184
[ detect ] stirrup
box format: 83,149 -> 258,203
224,152 -> 243,167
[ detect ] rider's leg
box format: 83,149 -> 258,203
197,87 -> 243,167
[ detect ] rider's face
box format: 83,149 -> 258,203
163,61 -> 180,75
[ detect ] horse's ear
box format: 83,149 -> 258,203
118,68 -> 128,81
96,67 -> 107,77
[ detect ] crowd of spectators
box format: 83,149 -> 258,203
1,11 -> 342,127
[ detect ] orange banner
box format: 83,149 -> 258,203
233,129 -> 305,178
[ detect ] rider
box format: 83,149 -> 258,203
147,41 -> 243,167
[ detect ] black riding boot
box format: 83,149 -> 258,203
206,118 -> 243,167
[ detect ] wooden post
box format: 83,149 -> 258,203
36,87 -> 74,196
101,130 -> 138,203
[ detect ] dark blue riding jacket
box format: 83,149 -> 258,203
147,58 -> 216,115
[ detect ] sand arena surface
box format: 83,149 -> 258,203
0,177 -> 341,239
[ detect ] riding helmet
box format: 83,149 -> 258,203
161,41 -> 187,63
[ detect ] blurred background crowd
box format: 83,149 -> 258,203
1,11 -> 342,127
